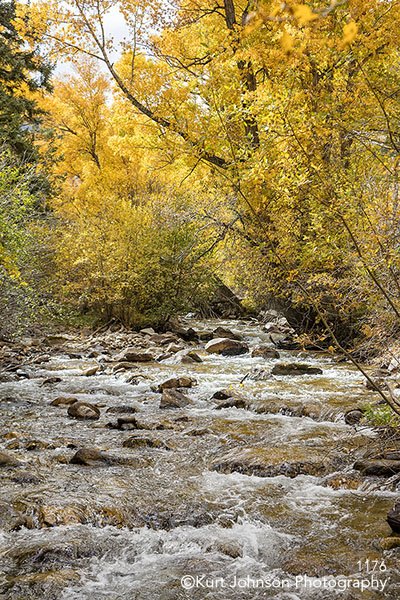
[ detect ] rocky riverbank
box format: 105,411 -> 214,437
1,315 -> 400,598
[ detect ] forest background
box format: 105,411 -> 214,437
1,0 -> 400,370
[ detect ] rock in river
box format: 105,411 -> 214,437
387,503 -> 400,533
116,348 -> 154,362
205,338 -> 249,356
271,362 -> 323,376
157,376 -> 196,392
0,452 -> 21,467
251,345 -> 280,359
67,401 -> 100,420
353,459 -> 400,476
160,389 -> 194,409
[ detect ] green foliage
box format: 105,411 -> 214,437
362,403 -> 400,427
0,0 -> 52,156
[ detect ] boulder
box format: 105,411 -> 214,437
387,503 -> 400,533
353,459 -> 400,476
83,366 -> 99,376
271,362 -> 323,376
116,348 -> 154,362
248,368 -> 271,381
106,405 -> 137,414
344,409 -> 364,425
157,376 -> 197,392
0,452 -> 21,467
167,319 -> 199,341
160,389 -> 194,409
213,326 -> 242,341
70,448 -> 113,466
50,397 -> 78,406
251,346 -> 280,359
122,437 -> 170,449
205,338 -> 249,356
215,397 -> 247,410
140,327 -> 155,336
173,350 -> 203,364
213,455 -> 327,478
67,401 -> 100,420
212,389 -> 234,400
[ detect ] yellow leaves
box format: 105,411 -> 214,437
280,31 -> 294,53
342,21 -> 358,46
292,4 -> 318,26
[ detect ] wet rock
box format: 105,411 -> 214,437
50,396 -> 78,406
344,409 -> 364,425
205,338 -> 249,356
41,376 -> 62,385
116,348 -> 154,362
11,472 -> 42,485
212,541 -> 242,558
248,367 -> 271,381
213,326 -> 242,341
173,350 -> 203,364
157,376 -> 197,392
183,427 -> 213,436
387,503 -> 400,533
115,416 -> 144,430
380,536 -> 400,551
83,366 -> 99,376
38,505 -> 87,527
165,343 -> 184,353
0,451 -> 21,467
198,331 -> 213,342
106,405 -> 137,414
275,337 -> 300,350
251,345 -> 280,359
353,459 -> 400,476
212,449 -> 328,478
112,361 -> 137,372
271,362 -> 323,376
186,351 -> 202,363
4,431 -> 22,439
140,327 -> 156,336
167,319 -> 198,342
67,401 -> 100,420
322,473 -> 362,490
122,436 -> 171,449
160,389 -> 194,409
212,389 -> 234,400
26,439 -> 55,451
215,396 -> 247,409
69,448 -> 114,466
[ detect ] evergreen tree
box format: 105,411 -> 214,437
0,0 -> 52,155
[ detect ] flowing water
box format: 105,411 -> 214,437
0,318 -> 399,599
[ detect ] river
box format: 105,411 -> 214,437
0,318 -> 399,599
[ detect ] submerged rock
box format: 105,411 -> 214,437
205,338 -> 249,356
67,401 -> 100,420
251,346 -> 280,359
50,397 -> 78,406
116,348 -> 154,362
213,326 -> 242,341
215,396 -> 247,410
70,448 -> 113,465
353,459 -> 400,476
344,409 -> 364,425
160,389 -> 194,409
0,452 -> 21,467
157,376 -> 197,392
122,436 -> 171,449
271,362 -> 323,376
212,449 -> 328,478
387,503 -> 400,533
105,405 -> 137,414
